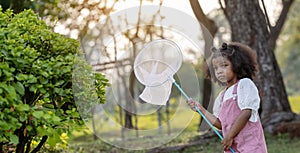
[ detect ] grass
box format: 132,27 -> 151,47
65,130 -> 300,153
289,96 -> 300,113
265,133 -> 300,153
57,96 -> 300,153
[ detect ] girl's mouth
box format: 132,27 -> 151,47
217,76 -> 225,81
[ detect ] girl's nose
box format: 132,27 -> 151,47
216,68 -> 222,74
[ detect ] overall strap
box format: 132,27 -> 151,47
232,80 -> 239,94
232,80 -> 239,100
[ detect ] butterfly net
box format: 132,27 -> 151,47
134,39 -> 183,105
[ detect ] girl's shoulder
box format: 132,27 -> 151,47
239,78 -> 254,83
238,78 -> 257,89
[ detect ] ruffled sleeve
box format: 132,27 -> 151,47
237,78 -> 260,122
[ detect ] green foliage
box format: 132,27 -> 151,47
276,1 -> 300,96
0,8 -> 109,152
289,96 -> 300,113
72,53 -> 110,120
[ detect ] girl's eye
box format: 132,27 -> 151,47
222,64 -> 228,67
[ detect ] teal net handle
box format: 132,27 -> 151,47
173,81 -> 235,153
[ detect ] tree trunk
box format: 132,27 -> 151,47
124,111 -> 134,128
189,0 -> 217,131
157,107 -> 163,134
31,136 -> 48,153
165,101 -> 171,135
129,71 -> 138,137
223,0 -> 296,133
124,74 -> 134,129
16,125 -> 26,153
91,107 -> 98,140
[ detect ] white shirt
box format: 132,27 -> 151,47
213,78 -> 260,122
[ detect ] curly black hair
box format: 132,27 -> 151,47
206,42 -> 258,85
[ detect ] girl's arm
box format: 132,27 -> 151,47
186,99 -> 222,129
222,109 -> 252,150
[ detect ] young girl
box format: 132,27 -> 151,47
187,42 -> 268,153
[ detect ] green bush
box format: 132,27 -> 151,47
0,9 -> 109,152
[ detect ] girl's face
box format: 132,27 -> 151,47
212,56 -> 237,87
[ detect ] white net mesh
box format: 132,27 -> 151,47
139,80 -> 173,105
134,39 -> 182,105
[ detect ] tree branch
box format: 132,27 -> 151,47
261,0 -> 272,32
92,58 -> 132,71
189,0 -> 218,35
31,136 -> 48,153
269,0 -> 294,48
219,0 -> 227,17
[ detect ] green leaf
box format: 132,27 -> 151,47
14,82 -> 25,95
52,116 -> 61,122
16,104 -> 30,111
37,126 -> 48,136
28,75 -> 37,83
40,71 -> 49,78
48,133 -> 59,147
19,114 -> 27,122
29,85 -> 37,92
43,103 -> 54,109
4,85 -> 17,100
0,120 -> 9,130
26,125 -> 33,132
43,113 -> 51,119
32,111 -> 44,119
39,77 -> 48,84
15,74 -> 28,81
10,134 -> 19,144
55,80 -> 64,86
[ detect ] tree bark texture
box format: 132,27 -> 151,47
223,0 -> 295,132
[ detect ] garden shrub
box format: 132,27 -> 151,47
0,8 -> 109,152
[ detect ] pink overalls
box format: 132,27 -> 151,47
218,81 -> 268,153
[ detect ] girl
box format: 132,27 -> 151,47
187,42 -> 268,153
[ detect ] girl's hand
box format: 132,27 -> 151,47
221,136 -> 233,151
186,98 -> 201,112
186,99 -> 222,129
